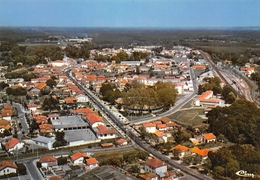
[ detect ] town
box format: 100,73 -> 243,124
0,28 -> 260,180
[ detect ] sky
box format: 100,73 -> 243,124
0,0 -> 260,28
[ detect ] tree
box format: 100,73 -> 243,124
53,131 -> 67,148
46,78 -> 57,88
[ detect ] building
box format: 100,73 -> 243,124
172,145 -> 190,159
33,136 -> 55,150
70,152 -> 88,165
202,133 -> 216,143
5,138 -> 25,153
95,125 -> 117,140
85,158 -> 98,170
194,90 -> 223,107
143,123 -> 156,133
144,158 -> 167,177
0,160 -> 17,176
39,156 -> 57,168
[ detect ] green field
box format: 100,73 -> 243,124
167,108 -> 206,126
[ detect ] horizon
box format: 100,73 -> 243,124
1,0 -> 260,28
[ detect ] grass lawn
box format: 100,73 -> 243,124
167,108 -> 206,126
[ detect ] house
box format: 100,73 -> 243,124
34,115 -> 48,124
65,97 -> 77,105
143,123 -> 156,133
39,156 -> 57,168
144,158 -> 167,177
156,124 -> 167,131
85,158 -> 98,170
0,160 -> 17,176
5,138 -> 25,153
190,147 -> 210,160
39,124 -> 53,135
101,143 -> 113,148
1,110 -> 12,121
27,103 -> 38,112
139,172 -> 158,180
70,152 -> 88,165
0,120 -> 11,133
154,131 -> 167,143
160,117 -> 171,124
202,133 -> 216,143
116,138 -> 128,146
172,145 -> 190,159
95,125 -> 116,139
48,175 -> 62,180
75,94 -> 89,103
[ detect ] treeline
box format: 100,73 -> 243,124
207,99 -> 260,146
206,48 -> 260,66
208,144 -> 260,179
95,51 -> 148,63
0,44 -> 63,67
198,77 -> 237,104
206,99 -> 260,179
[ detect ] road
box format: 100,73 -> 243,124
12,103 -> 29,138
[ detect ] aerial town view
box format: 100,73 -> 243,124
0,0 -> 260,180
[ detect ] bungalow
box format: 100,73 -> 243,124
35,115 -> 48,124
39,156 -> 57,168
1,110 -> 12,121
0,120 -> 11,133
85,158 -> 98,170
172,145 -> 190,159
39,124 -> 53,135
27,103 -> 38,112
70,152 -> 88,165
143,123 -> 156,133
202,133 -> 216,143
144,158 -> 167,177
48,175 -> 62,180
139,173 -> 158,180
116,138 -> 128,146
160,117 -> 171,124
95,125 -> 117,140
5,138 -> 24,153
190,147 -> 210,160
0,160 -> 17,176
154,131 -> 167,143
75,94 -> 89,103
65,97 -> 77,105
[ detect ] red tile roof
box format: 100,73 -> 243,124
65,97 -> 77,104
96,125 -> 116,135
3,104 -> 12,110
49,176 -> 62,180
86,158 -> 98,165
85,113 -> 104,125
198,91 -> 213,101
70,152 -> 88,161
160,117 -> 171,124
145,158 -> 164,168
71,108 -> 93,114
157,124 -> 167,129
35,82 -> 46,90
116,138 -> 127,145
5,138 -> 21,149
0,160 -> 17,171
143,123 -> 156,128
172,145 -> 189,152
203,133 -> 216,140
39,156 -> 57,163
1,110 -> 12,117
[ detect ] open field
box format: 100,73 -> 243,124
167,108 -> 206,126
